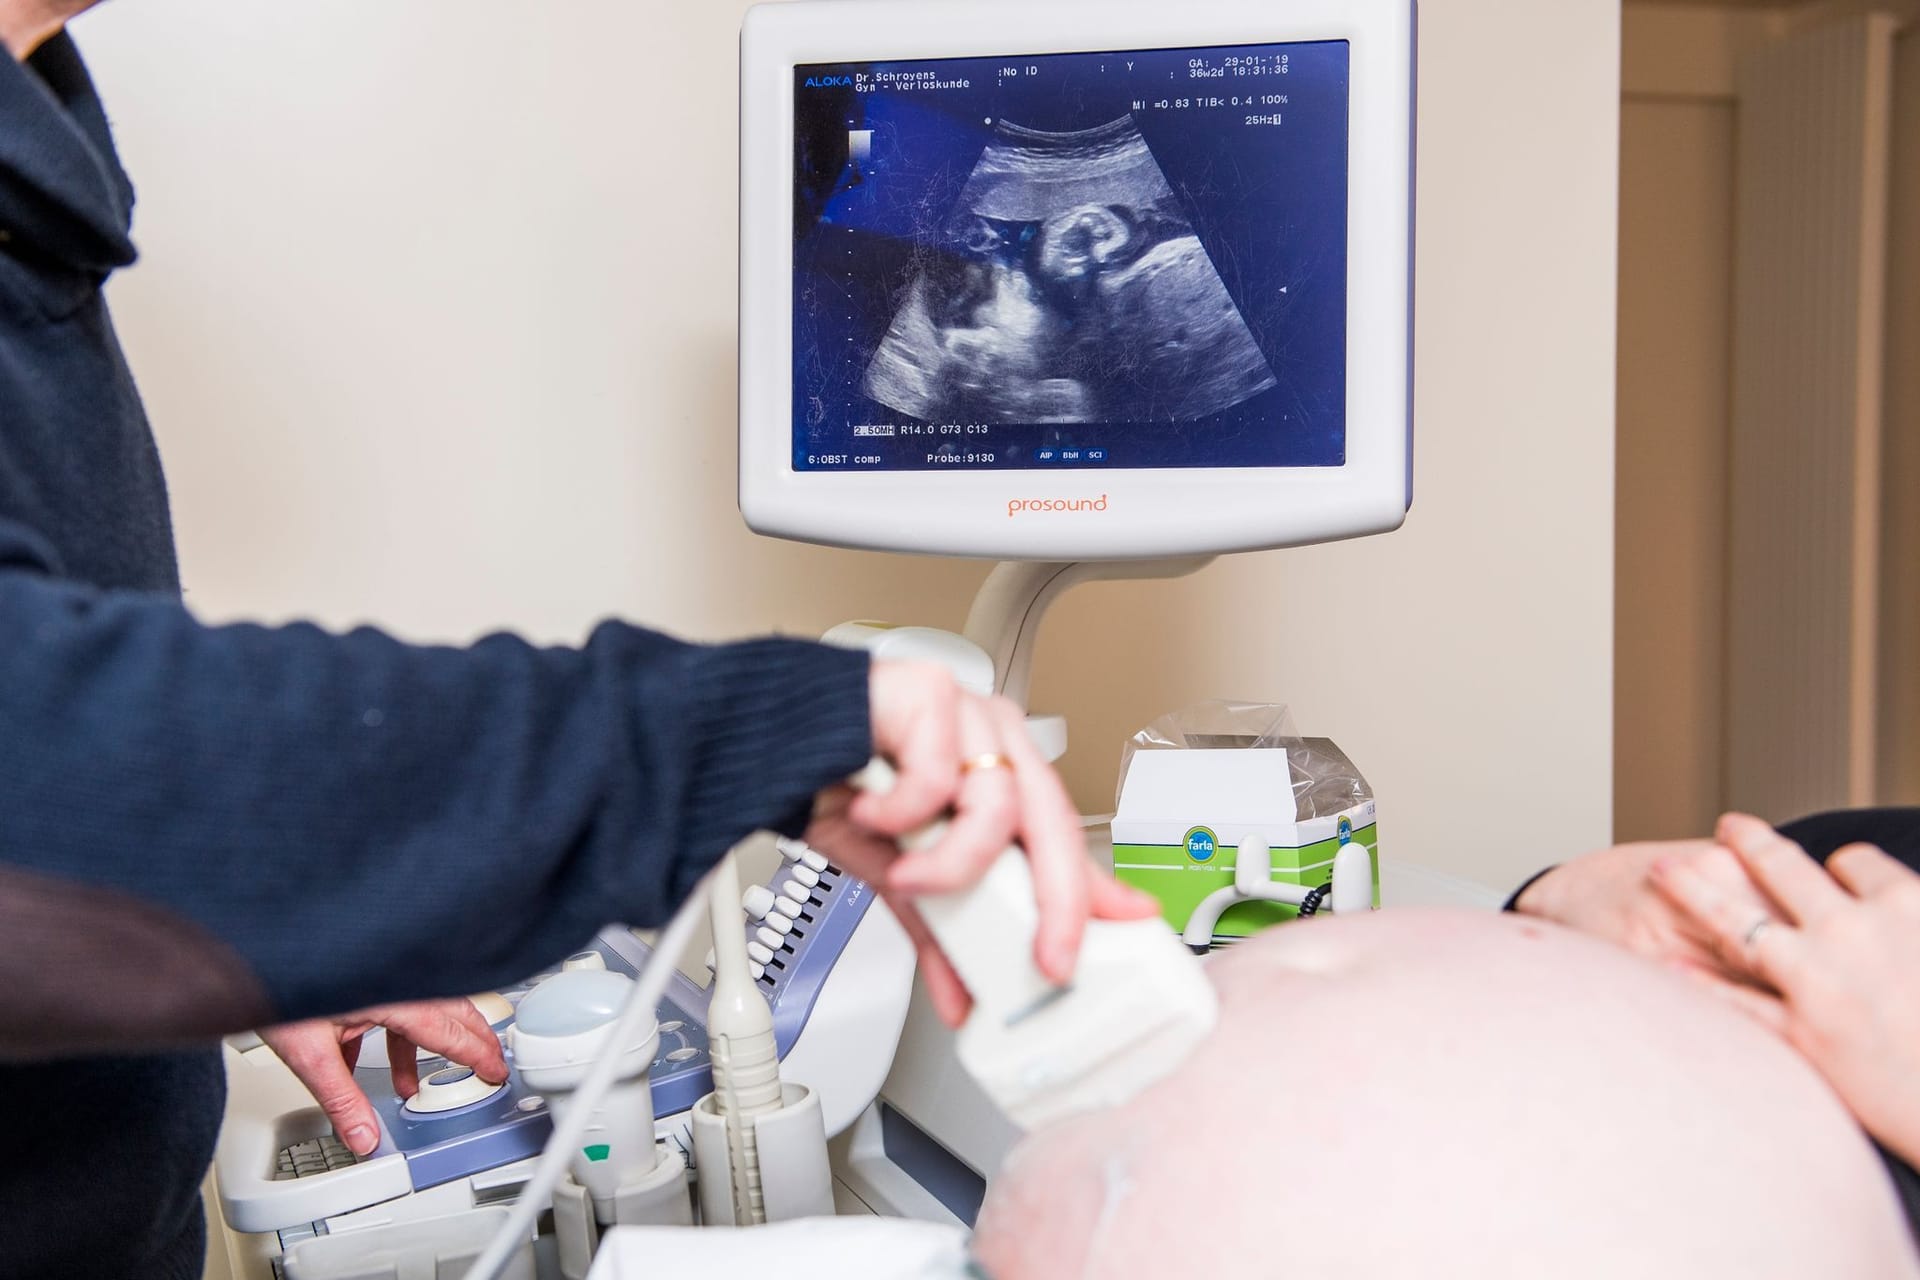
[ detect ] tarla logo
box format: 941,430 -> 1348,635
804,75 -> 855,88
1184,827 -> 1219,864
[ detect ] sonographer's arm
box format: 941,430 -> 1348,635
0,534 -> 871,1056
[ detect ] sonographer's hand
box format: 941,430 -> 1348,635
262,998 -> 507,1156
810,660 -> 1158,1026
1652,813 -> 1920,1169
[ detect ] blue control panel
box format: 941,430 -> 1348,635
344,845 -> 877,1194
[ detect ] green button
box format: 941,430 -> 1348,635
583,1144 -> 611,1162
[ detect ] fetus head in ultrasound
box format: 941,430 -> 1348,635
862,117 -> 1276,425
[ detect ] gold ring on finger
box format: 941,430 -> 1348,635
960,752 -> 1014,775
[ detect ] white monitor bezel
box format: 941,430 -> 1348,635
740,0 -> 1414,560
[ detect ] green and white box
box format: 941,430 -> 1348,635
1111,738 -> 1379,940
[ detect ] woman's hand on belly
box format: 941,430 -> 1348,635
1654,813 -> 1920,1170
1514,837 -> 1776,982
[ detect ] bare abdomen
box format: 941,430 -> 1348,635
974,909 -> 1918,1279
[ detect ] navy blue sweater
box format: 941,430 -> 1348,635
0,33 -> 871,1278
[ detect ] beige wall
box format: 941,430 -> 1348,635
72,0 -> 1619,892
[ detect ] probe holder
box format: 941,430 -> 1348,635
691,1083 -> 834,1223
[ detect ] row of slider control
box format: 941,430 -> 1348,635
707,947 -> 766,981
774,837 -> 829,875
744,855 -> 828,987
742,885 -> 802,934
743,871 -> 812,987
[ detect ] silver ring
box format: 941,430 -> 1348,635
1742,916 -> 1773,950
960,752 -> 1013,775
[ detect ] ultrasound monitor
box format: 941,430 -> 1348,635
739,0 -> 1414,560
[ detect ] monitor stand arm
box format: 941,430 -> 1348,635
961,558 -> 1214,711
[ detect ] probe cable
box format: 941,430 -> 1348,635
466,867 -> 717,1280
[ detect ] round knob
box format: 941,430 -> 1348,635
356,1029 -> 430,1071
403,1064 -> 503,1115
468,992 -> 514,1027
562,950 -> 606,972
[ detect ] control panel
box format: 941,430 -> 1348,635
216,836 -> 887,1241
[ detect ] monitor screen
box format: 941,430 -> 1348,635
789,40 -> 1350,474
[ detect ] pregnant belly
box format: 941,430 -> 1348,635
974,908 -> 1919,1279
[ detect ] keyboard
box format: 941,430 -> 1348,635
276,1136 -> 361,1180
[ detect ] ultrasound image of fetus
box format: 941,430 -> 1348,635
863,117 -> 1276,424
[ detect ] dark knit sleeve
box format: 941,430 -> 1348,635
0,551 -> 870,1049
1775,808 -> 1920,874
1503,807 -> 1920,912
1501,864 -> 1559,913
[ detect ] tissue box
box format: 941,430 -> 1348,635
1111,737 -> 1378,940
